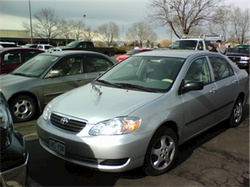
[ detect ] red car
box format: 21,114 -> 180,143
116,48 -> 152,62
0,47 -> 44,74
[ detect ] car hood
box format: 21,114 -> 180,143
0,74 -> 34,87
49,83 -> 163,124
226,52 -> 249,57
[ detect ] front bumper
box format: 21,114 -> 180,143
37,116 -> 151,172
0,133 -> 29,187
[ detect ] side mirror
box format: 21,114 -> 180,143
179,81 -> 204,94
46,70 -> 60,78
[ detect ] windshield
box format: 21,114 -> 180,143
12,54 -> 59,77
96,56 -> 185,92
66,41 -> 78,48
171,40 -> 198,50
231,45 -> 249,54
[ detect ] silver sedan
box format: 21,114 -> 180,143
0,51 -> 116,122
37,50 -> 249,176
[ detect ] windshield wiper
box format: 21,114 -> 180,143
95,80 -> 123,88
116,83 -> 156,92
11,72 -> 27,76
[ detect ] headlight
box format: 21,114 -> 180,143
42,104 -> 52,121
240,56 -> 250,61
89,116 -> 141,136
0,104 -> 13,148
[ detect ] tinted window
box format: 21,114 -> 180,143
84,56 -> 114,73
2,51 -> 21,65
209,57 -> 234,80
22,50 -> 42,62
171,40 -> 198,50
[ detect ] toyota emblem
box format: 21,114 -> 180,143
60,117 -> 69,125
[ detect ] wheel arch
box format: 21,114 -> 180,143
8,91 -> 42,116
156,120 -> 180,140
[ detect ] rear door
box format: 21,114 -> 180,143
208,56 -> 237,122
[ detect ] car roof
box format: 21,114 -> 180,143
42,50 -> 114,58
134,50 -> 215,58
0,47 -> 44,53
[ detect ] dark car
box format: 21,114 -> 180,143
0,91 -> 29,186
0,50 -> 116,122
0,47 -> 44,74
226,44 -> 249,73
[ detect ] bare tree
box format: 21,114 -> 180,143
207,7 -> 231,41
126,22 -> 157,47
32,8 -> 59,44
83,26 -> 96,41
147,0 -> 225,39
229,7 -> 250,44
97,22 -> 120,46
57,19 -> 73,44
71,19 -> 85,41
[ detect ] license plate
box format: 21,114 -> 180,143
49,138 -> 65,155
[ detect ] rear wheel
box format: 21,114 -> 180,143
143,127 -> 178,176
10,95 -> 37,123
229,97 -> 243,127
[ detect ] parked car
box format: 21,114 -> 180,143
116,48 -> 152,62
0,47 -> 44,74
170,35 -> 222,51
23,43 -> 38,48
0,42 -> 17,48
37,44 -> 54,52
0,51 -> 116,123
52,41 -> 115,56
37,50 -> 249,176
0,91 -> 29,186
226,44 -> 249,73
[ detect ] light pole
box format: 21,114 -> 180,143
170,6 -> 173,43
28,0 -> 33,44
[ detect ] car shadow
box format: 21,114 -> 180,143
120,103 -> 249,179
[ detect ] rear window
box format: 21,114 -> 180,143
171,40 -> 198,50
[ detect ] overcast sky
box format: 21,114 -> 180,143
1,0 -> 250,42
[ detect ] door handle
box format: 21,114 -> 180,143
210,88 -> 217,94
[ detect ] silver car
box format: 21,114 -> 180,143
37,50 -> 249,176
0,51 -> 116,122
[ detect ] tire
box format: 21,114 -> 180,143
143,127 -> 178,176
10,95 -> 37,123
229,97 -> 243,127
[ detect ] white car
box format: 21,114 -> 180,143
37,44 -> 54,52
37,50 -> 249,176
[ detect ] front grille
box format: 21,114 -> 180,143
228,56 -> 241,62
50,113 -> 87,132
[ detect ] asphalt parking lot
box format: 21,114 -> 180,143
14,100 -> 249,186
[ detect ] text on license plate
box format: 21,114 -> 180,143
49,138 -> 65,155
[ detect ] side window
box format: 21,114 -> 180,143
209,57 -> 234,80
53,57 -> 82,76
184,58 -> 211,84
3,51 -> 21,64
198,41 -> 203,50
22,50 -> 41,62
84,56 -> 113,73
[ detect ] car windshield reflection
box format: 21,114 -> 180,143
97,56 -> 184,92
12,55 -> 59,77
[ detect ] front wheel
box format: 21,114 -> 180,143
10,95 -> 37,123
229,97 -> 243,127
143,127 -> 178,176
